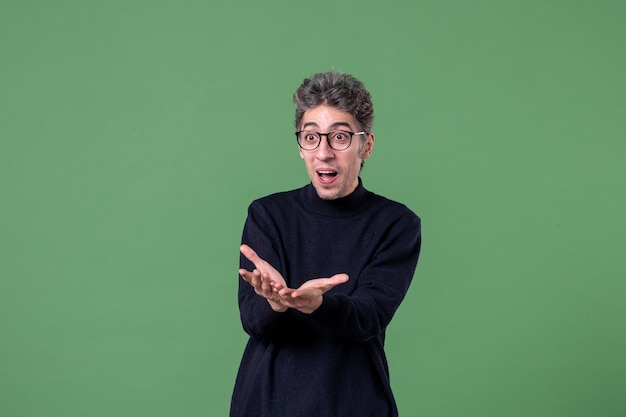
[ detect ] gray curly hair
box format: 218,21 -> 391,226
293,71 -> 374,133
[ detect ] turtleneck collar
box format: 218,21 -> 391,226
300,178 -> 374,217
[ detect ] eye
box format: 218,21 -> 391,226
331,131 -> 349,141
304,132 -> 318,142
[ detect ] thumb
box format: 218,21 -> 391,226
318,273 -> 349,293
240,244 -> 260,263
329,273 -> 349,285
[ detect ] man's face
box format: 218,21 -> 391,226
299,104 -> 375,200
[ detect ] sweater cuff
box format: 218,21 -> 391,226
310,293 -> 341,322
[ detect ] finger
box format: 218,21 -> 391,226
315,274 -> 349,292
290,288 -> 321,299
241,269 -> 262,289
329,273 -> 349,285
261,271 -> 282,287
239,268 -> 254,283
292,274 -> 349,298
277,287 -> 296,297
240,244 -> 263,266
260,274 -> 276,297
261,272 -> 275,288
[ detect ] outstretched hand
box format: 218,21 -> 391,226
273,274 -> 349,314
239,244 -> 288,312
239,244 -> 349,314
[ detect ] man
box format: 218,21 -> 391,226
231,71 -> 421,417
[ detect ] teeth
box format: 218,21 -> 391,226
317,170 -> 336,174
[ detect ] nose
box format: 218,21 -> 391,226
315,135 -> 335,160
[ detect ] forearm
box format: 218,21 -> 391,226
239,289 -> 297,340
309,289 -> 403,342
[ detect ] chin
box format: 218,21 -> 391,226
314,186 -> 343,201
318,192 -> 340,201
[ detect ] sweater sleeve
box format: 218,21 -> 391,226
237,201 -> 302,341
309,213 -> 421,342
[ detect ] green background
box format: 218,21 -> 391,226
1,1 -> 625,416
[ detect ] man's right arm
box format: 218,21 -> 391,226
237,202 -> 300,340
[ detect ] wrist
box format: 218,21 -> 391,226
269,300 -> 288,313
298,296 -> 323,315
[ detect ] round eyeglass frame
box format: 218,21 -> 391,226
295,130 -> 366,151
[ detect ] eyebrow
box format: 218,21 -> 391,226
302,121 -> 354,131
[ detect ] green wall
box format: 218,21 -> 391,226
1,1 -> 625,416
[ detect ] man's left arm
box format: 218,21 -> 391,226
275,214 -> 421,342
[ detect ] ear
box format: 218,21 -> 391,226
361,133 -> 375,159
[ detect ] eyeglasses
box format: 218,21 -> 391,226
295,130 -> 366,151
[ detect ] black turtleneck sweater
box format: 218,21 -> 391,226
231,180 -> 421,417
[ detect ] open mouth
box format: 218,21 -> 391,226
316,170 -> 338,182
